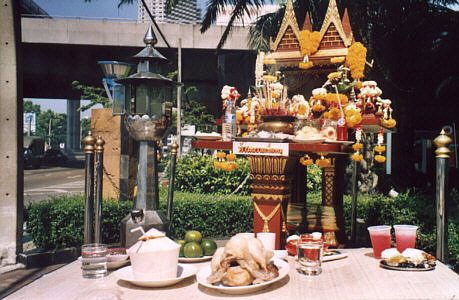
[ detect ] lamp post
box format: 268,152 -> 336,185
115,26 -> 176,247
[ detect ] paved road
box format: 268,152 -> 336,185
24,165 -> 85,205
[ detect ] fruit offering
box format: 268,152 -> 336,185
177,230 -> 217,258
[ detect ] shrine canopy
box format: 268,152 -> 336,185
267,0 -> 355,68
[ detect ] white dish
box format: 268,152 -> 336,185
195,133 -> 222,140
196,258 -> 289,295
273,250 -> 288,261
291,137 -> 325,144
325,139 -> 353,145
78,256 -> 130,270
114,264 -> 197,287
178,256 -> 213,263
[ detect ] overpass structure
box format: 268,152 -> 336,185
21,16 -> 256,151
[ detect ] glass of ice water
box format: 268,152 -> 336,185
297,234 -> 324,275
81,243 -> 108,279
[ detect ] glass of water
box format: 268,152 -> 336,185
81,243 -> 108,279
297,234 -> 324,276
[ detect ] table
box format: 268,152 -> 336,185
7,249 -> 459,299
192,140 -> 352,249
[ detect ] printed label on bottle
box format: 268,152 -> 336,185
225,113 -> 236,123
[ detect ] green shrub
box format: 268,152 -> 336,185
26,195 -> 132,251
173,153 -> 251,195
173,152 -> 323,194
25,189 -> 253,250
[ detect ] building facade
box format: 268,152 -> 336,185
138,0 -> 201,24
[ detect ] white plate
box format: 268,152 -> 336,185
196,258 -> 289,295
114,264 -> 197,287
179,256 -> 213,263
325,139 -> 353,145
273,250 -> 288,261
291,137 -> 325,144
78,256 -> 130,270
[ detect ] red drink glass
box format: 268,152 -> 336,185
367,226 -> 391,259
394,225 -> 418,252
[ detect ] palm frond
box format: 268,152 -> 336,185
247,9 -> 284,51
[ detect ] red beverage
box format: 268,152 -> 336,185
368,226 -> 391,259
394,225 -> 417,253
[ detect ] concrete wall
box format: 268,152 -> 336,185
0,0 -> 22,266
21,18 -> 250,50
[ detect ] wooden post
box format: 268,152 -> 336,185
433,130 -> 451,262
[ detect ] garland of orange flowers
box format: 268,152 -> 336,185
352,127 -> 364,162
315,153 -> 330,168
374,127 -> 386,163
346,42 -> 367,80
299,154 -> 313,166
299,61 -> 314,70
325,93 -> 348,106
323,107 -> 341,120
299,30 -> 321,57
344,106 -> 362,128
214,152 -> 239,171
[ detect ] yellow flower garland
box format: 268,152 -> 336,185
346,42 -> 367,80
298,30 -> 321,57
352,143 -> 363,151
299,61 -> 314,69
382,118 -> 396,128
331,57 -> 345,64
375,155 -> 386,163
300,155 -> 313,166
325,93 -> 348,105
374,145 -> 386,153
352,153 -> 363,162
226,153 -> 236,161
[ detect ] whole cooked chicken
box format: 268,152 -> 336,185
206,235 -> 279,286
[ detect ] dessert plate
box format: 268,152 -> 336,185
114,264 -> 197,287
379,260 -> 435,271
178,256 -> 212,263
196,258 -> 289,295
322,250 -> 348,262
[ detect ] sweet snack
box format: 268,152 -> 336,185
380,248 -> 436,269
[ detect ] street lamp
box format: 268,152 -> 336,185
116,26 -> 176,247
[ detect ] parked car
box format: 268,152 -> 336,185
23,136 -> 44,169
44,148 -> 68,165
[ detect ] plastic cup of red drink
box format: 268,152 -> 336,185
393,225 -> 418,252
367,226 -> 391,259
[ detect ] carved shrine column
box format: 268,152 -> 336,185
247,156 -> 297,250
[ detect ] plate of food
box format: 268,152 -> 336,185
379,248 -> 436,271
179,256 -> 213,263
197,235 -> 289,295
115,264 -> 197,287
197,258 -> 289,295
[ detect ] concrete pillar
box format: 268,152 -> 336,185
0,0 -> 23,265
66,99 -> 81,152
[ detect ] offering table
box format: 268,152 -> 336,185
6,248 -> 459,299
192,140 -> 351,249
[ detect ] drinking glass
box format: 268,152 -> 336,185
367,226 -> 391,259
297,234 -> 323,275
81,243 -> 108,279
394,225 -> 418,252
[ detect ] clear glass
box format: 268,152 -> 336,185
394,225 -> 418,253
81,243 -> 108,279
297,235 -> 323,275
367,225 -> 391,259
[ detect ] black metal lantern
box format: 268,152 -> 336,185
116,26 -> 173,141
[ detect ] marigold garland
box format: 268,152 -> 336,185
354,81 -> 363,90
330,57 -> 345,64
325,93 -> 348,105
300,155 -> 313,166
311,104 -> 326,113
298,30 -> 321,57
346,42 -> 367,80
299,61 -> 314,69
327,72 -> 342,82
352,143 -> 363,151
382,118 -> 396,128
345,110 -> 362,128
374,145 -> 386,153
316,157 -> 331,168
216,151 -> 226,159
374,155 -> 386,163
352,153 -> 363,162
263,75 -> 277,82
226,153 -> 236,161
263,59 -> 276,65
326,107 -> 341,120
